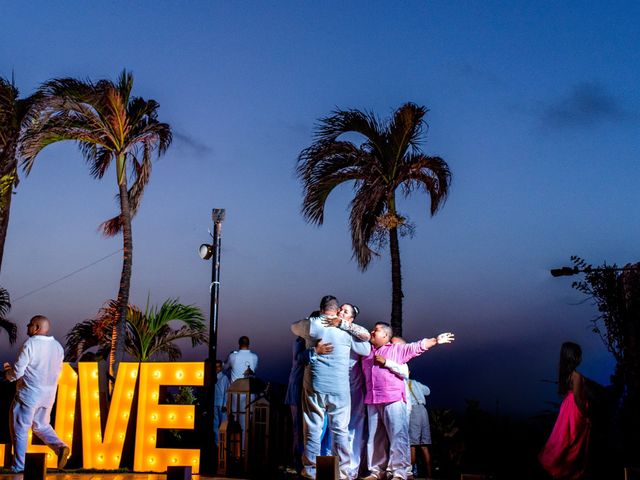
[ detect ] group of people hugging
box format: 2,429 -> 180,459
287,295 -> 455,480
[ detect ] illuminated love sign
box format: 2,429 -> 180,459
0,362 -> 204,473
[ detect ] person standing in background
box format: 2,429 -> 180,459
213,359 -> 230,446
539,342 -> 593,480
407,377 -> 433,479
224,335 -> 258,382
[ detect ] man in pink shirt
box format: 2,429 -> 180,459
361,322 -> 454,480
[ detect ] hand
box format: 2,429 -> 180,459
315,340 -> 333,355
321,315 -> 341,327
374,354 -> 386,366
436,332 -> 455,344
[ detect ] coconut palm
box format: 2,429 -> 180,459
0,77 -> 38,272
297,103 -> 451,336
0,286 -> 17,344
65,298 -> 207,362
20,70 -> 172,376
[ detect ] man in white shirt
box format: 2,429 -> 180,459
224,335 -> 259,382
3,315 -> 70,473
223,336 -> 259,450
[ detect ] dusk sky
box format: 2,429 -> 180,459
1,1 -> 638,416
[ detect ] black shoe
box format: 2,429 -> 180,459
57,445 -> 71,469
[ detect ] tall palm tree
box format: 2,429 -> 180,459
0,286 -> 17,344
0,77 -> 37,273
19,70 -> 171,376
65,298 -> 207,362
297,102 -> 451,336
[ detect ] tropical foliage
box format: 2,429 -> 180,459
0,77 -> 37,272
0,286 -> 16,344
20,70 -> 172,375
569,256 -> 640,461
65,298 -> 207,362
297,102 -> 451,336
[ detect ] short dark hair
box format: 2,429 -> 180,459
375,322 -> 393,339
238,336 -> 250,347
319,295 -> 339,312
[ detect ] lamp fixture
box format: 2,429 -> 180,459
199,244 -> 213,260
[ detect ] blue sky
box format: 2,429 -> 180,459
1,1 -> 638,415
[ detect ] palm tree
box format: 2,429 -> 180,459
0,286 -> 17,344
0,76 -> 37,272
65,298 -> 207,362
297,103 -> 451,336
19,70 -> 172,376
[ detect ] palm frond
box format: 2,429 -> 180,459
386,102 -> 428,159
0,287 -> 16,344
349,181 -> 387,269
316,108 -> 385,155
0,286 -> 11,317
298,142 -> 374,224
64,319 -> 104,361
0,319 -> 17,345
399,154 -> 452,215
99,215 -> 123,237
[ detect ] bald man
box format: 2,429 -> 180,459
3,315 -> 70,472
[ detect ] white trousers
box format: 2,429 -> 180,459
366,401 -> 410,480
301,390 -> 350,479
10,399 -> 66,472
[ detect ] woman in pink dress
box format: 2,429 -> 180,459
539,342 -> 591,479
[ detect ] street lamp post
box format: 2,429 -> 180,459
199,208 -> 225,474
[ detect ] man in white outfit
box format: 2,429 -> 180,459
223,336 -> 259,449
224,335 -> 258,382
3,315 -> 70,473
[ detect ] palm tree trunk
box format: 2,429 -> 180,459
0,155 -> 17,274
110,176 -> 133,383
389,225 -> 403,337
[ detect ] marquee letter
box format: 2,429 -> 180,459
79,362 -> 138,468
133,362 -> 204,473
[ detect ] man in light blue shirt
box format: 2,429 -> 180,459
213,360 -> 230,446
291,296 -> 369,480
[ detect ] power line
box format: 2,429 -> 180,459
14,249 -> 123,302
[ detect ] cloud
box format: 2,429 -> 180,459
172,131 -> 214,157
452,62 -> 509,88
541,82 -> 630,128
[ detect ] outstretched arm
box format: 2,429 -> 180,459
420,332 -> 455,350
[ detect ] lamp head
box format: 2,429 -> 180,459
550,266 -> 579,277
199,244 -> 213,260
212,209 -> 226,223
